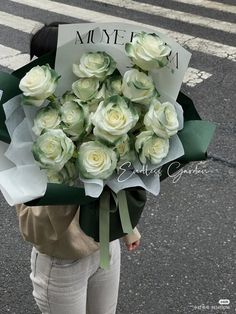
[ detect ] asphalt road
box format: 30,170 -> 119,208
0,0 -> 235,313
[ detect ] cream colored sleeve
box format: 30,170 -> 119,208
15,204 -> 78,245
122,227 -> 141,245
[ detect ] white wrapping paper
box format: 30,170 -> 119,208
0,95 -> 47,205
56,23 -> 191,100
0,165 -> 47,206
107,171 -> 160,196
80,134 -> 184,198
0,141 -> 14,171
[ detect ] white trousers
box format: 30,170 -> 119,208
30,240 -> 121,314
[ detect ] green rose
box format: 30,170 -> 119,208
19,64 -> 60,106
61,91 -> 78,104
72,77 -> 104,102
144,100 -> 179,138
60,99 -> 89,141
91,95 -> 139,144
72,77 -> 105,113
32,104 -> 61,136
46,161 -> 78,186
46,169 -> 65,184
125,32 -> 171,71
135,130 -> 169,165
32,129 -> 75,171
122,69 -> 157,105
105,75 -> 123,97
77,141 -> 117,179
62,160 -> 79,183
73,52 -> 116,80
115,134 -> 135,162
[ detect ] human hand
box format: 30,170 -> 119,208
126,239 -> 140,251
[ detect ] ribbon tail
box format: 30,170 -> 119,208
99,189 -> 110,269
117,190 -> 133,234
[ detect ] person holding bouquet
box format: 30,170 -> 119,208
16,23 -> 142,314
0,9 -> 216,313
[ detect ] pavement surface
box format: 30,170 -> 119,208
0,0 -> 235,313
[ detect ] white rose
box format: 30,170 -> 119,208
91,95 -> 139,144
77,141 -> 117,179
122,69 -> 157,105
144,100 -> 179,138
125,32 -> 171,71
135,130 -> 169,165
60,99 -> 89,141
73,52 -> 116,80
32,129 -> 75,171
32,104 -> 61,136
72,78 -> 102,102
19,64 -> 60,106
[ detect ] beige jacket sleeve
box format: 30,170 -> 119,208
15,204 -> 78,245
15,204 -> 141,246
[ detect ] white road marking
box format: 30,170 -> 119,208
0,11 -> 43,34
183,67 -> 212,87
8,0 -> 236,62
0,44 -> 212,87
91,0 -> 236,34
174,0 -> 236,14
0,45 -> 30,70
0,45 -> 23,60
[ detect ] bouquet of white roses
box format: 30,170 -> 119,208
0,23 -> 215,268
17,32 -> 184,196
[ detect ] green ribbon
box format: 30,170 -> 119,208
117,190 -> 133,234
78,187 -> 146,243
99,188 -> 110,269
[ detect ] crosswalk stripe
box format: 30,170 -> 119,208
183,67 -> 212,87
0,53 -> 30,70
173,0 -> 236,14
0,44 -> 20,59
0,43 -> 212,87
0,45 -> 30,70
8,0 -> 236,62
91,0 -> 236,34
0,11 -> 43,34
